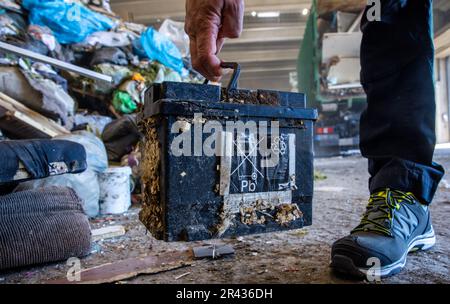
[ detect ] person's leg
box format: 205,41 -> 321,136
360,0 -> 445,202
331,0 -> 445,278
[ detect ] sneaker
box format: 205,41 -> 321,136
331,189 -> 436,278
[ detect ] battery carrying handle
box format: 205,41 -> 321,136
203,62 -> 241,92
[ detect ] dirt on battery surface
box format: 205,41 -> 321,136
1,154 -> 449,284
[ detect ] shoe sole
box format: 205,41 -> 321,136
331,228 -> 436,279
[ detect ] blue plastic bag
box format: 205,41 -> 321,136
137,27 -> 184,73
22,0 -> 115,44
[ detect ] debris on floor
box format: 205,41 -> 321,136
47,250 -> 193,284
91,225 -> 126,241
439,179 -> 450,189
192,244 -> 236,259
315,186 -> 345,192
174,272 -> 191,280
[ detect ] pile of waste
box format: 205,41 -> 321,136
0,0 -> 202,218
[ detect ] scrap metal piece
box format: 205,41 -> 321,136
193,244 -> 235,259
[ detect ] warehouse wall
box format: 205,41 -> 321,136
436,57 -> 450,144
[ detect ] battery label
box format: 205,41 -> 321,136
220,132 -> 296,196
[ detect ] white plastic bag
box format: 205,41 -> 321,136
84,31 -> 132,47
74,114 -> 113,136
15,170 -> 101,218
158,19 -> 190,58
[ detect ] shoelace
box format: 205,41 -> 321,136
351,189 -> 417,237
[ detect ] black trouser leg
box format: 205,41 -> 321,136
360,0 -> 445,204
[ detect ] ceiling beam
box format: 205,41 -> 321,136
244,0 -> 311,13
219,48 -> 299,63
239,69 -> 296,79
435,27 -> 450,58
226,25 -> 305,45
317,0 -> 366,14
435,0 -> 450,12
239,62 -> 297,74
111,0 -> 312,22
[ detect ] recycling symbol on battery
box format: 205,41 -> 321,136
231,134 -> 265,181
271,136 -> 287,155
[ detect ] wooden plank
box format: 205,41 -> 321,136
0,92 -> 69,138
0,91 -> 68,134
0,108 -> 51,139
13,111 -> 60,137
47,250 -> 194,284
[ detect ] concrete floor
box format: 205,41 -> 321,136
1,155 -> 449,284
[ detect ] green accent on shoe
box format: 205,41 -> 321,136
351,189 -> 419,237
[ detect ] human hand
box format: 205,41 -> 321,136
185,0 -> 244,81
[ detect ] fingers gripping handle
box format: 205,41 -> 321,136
204,62 -> 241,92
221,62 -> 240,91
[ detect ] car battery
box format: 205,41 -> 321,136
139,63 -> 318,241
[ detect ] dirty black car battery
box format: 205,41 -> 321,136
139,63 -> 318,241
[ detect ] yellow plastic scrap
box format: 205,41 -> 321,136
132,72 -> 146,82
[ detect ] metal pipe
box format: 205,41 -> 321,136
0,41 -> 112,83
